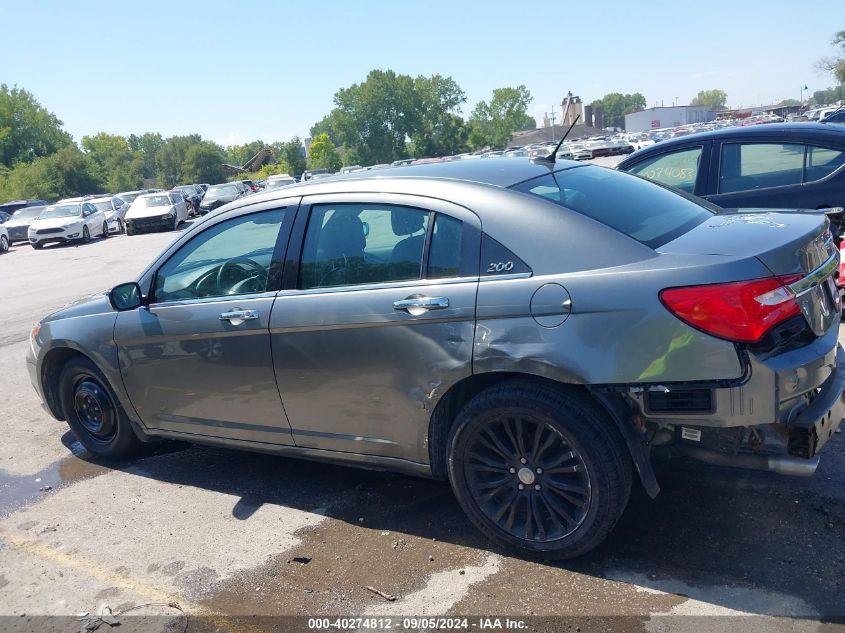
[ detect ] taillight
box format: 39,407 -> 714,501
659,275 -> 803,343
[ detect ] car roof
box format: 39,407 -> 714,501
316,157 -> 583,188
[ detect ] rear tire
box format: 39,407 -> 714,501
0,235 -> 8,253
447,381 -> 632,560
126,225 -> 136,236
58,357 -> 143,459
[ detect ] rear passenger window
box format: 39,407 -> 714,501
719,143 -> 804,193
428,214 -> 462,278
299,204 -> 430,289
806,146 -> 845,182
625,146 -> 702,193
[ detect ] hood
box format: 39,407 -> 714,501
43,292 -> 114,324
29,216 -> 83,231
5,216 -> 33,228
126,205 -> 174,219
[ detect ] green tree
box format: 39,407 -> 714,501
777,98 -> 801,107
591,93 -> 647,130
225,140 -> 266,168
312,69 -> 420,165
278,137 -> 306,177
468,85 -> 535,149
81,132 -> 143,192
182,142 -> 225,184
128,132 -> 164,181
155,134 -> 202,187
690,89 -> 728,110
816,27 -> 845,83
810,84 -> 845,106
308,133 -> 342,171
0,84 -> 73,167
0,146 -> 102,201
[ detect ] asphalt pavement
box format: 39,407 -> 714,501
0,202 -> 843,633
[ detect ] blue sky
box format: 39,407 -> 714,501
2,0 -> 842,146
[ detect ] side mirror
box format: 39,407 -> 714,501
109,282 -> 144,311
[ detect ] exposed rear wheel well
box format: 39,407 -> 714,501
41,348 -> 89,421
428,372 -> 615,480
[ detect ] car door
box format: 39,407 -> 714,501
82,203 -> 102,235
269,194 -> 481,465
707,141 -> 845,209
113,203 -> 296,444
621,142 -> 710,196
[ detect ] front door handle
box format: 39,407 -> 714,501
393,296 -> 450,314
219,309 -> 259,323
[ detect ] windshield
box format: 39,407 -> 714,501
11,206 -> 44,221
207,184 -> 238,197
119,192 -> 140,203
138,195 -> 171,208
267,179 -> 294,189
510,165 -> 714,249
92,201 -> 112,212
177,187 -> 195,195
38,204 -> 82,219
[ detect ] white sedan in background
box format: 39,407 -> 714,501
89,196 -> 130,234
125,191 -> 188,235
27,201 -> 108,249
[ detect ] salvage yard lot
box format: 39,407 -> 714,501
0,220 -> 844,632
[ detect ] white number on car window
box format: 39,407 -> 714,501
486,261 -> 515,273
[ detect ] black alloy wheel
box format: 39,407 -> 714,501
463,414 -> 591,542
448,382 -> 632,559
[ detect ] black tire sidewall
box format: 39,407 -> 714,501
82,226 -> 90,243
101,222 -> 108,238
0,236 -> 8,252
447,384 -> 631,559
58,358 -> 142,459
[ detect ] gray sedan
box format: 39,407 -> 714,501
27,158 -> 845,559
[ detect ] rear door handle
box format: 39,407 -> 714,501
219,309 -> 259,323
393,296 -> 449,313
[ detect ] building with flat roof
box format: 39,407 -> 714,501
624,105 -> 715,132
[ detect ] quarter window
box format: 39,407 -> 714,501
806,146 -> 845,182
299,204 -> 430,289
626,146 -> 702,193
719,143 -> 804,193
153,209 -> 286,303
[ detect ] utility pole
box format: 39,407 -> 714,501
546,110 -> 557,142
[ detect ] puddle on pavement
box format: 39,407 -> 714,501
0,440 -> 110,516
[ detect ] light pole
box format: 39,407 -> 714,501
546,110 -> 557,142
800,84 -> 808,108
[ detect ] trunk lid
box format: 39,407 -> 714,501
659,210 -> 839,337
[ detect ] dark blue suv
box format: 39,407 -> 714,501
616,123 -> 845,212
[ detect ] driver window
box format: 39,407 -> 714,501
153,209 -> 286,303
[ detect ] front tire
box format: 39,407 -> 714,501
447,382 -> 632,560
0,235 -> 8,253
126,224 -> 136,236
58,357 -> 143,459
81,226 -> 91,243
101,222 -> 109,238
